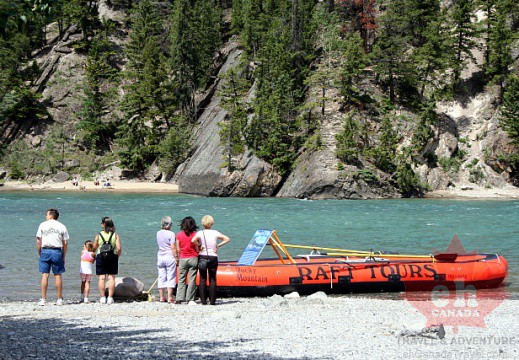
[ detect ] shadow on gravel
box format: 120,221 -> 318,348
0,316 -> 301,359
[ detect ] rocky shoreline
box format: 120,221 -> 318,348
1,179 -> 518,199
1,295 -> 518,359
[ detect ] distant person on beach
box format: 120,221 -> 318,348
156,216 -> 178,303
72,177 -> 78,186
175,216 -> 199,304
36,208 -> 70,306
92,217 -> 122,304
79,240 -> 95,303
94,178 -> 100,186
192,215 -> 230,305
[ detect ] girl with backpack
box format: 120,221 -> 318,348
92,217 -> 122,304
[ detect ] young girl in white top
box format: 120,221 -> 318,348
192,215 -> 230,305
80,240 -> 95,303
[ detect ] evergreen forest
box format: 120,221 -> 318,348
0,0 -> 518,197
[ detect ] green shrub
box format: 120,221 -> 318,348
358,168 -> 379,184
9,160 -> 25,180
468,166 -> 485,183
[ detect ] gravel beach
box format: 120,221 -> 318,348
1,295 -> 517,359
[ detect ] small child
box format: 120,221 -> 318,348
80,240 -> 95,303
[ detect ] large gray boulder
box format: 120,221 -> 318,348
111,276 -> 144,299
52,171 -> 69,183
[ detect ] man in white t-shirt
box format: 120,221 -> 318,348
36,208 -> 70,306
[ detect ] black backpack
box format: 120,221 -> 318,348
99,232 -> 114,258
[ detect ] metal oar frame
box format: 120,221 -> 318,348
267,231 -> 435,263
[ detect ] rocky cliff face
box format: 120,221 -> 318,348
172,43 -> 282,197
277,106 -> 401,199
279,42 -> 518,199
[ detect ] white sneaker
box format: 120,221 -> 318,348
99,297 -> 107,304
56,298 -> 63,306
83,298 -> 89,304
188,300 -> 197,306
107,297 -> 114,305
38,299 -> 46,306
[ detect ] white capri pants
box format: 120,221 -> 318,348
157,256 -> 177,288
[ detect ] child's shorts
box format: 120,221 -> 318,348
80,273 -> 93,282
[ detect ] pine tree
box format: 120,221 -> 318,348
411,102 -> 436,164
370,114 -> 398,173
336,111 -> 361,164
484,0 -> 516,94
62,0 -> 98,42
340,0 -> 377,52
372,0 -> 410,104
394,152 -> 422,196
170,0 -> 221,122
118,0 -> 169,171
243,2 -> 313,175
500,75 -> 519,146
498,75 -> 519,184
239,0 -> 275,57
413,10 -> 452,100
219,67 -> 249,171
78,21 -> 119,151
158,115 -> 191,177
26,0 -> 65,37
337,30 -> 369,110
306,9 -> 340,115
397,0 -> 441,48
449,0 -> 479,86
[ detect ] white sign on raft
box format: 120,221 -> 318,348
237,229 -> 274,266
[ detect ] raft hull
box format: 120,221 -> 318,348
214,254 -> 508,297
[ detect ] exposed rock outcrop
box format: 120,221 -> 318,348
437,89 -> 516,190
52,171 -> 69,183
278,99 -> 401,199
173,42 -> 282,196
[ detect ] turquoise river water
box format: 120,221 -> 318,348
0,192 -> 517,301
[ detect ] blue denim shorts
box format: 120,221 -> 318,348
39,248 -> 65,275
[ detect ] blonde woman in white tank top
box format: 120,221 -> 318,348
192,215 -> 230,305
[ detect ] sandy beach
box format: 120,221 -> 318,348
0,179 -> 179,193
424,187 -> 519,200
1,295 -> 517,359
1,179 -> 518,199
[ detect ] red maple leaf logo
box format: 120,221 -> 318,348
403,235 -> 509,333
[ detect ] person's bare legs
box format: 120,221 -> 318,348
41,273 -> 50,300
167,287 -> 174,303
98,275 -> 106,297
107,275 -> 116,297
84,280 -> 91,298
158,288 -> 166,302
81,281 -> 86,295
55,274 -> 63,299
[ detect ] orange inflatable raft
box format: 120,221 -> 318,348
212,230 -> 508,297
